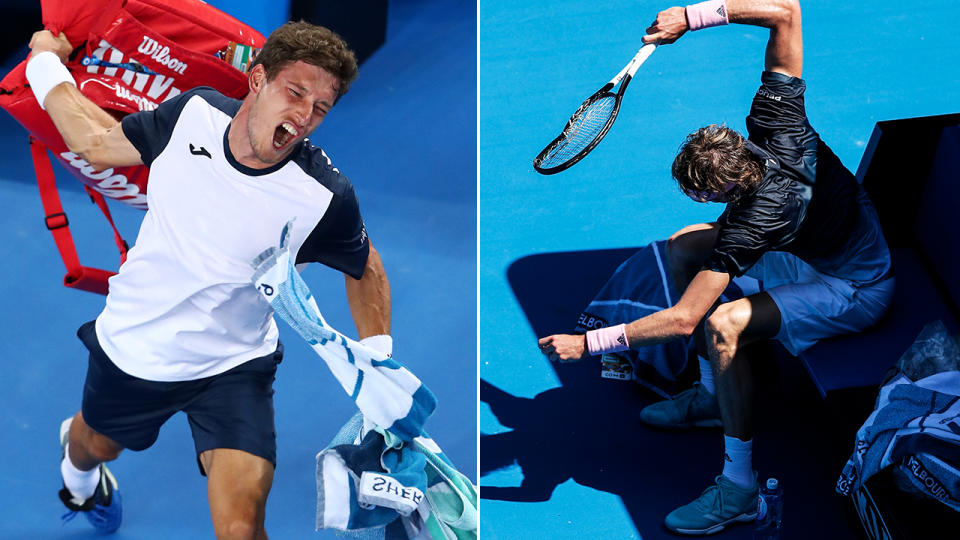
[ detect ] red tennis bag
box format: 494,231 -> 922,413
0,0 -> 264,294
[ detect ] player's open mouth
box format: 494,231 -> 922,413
272,122 -> 298,149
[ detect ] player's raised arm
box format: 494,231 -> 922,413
26,30 -> 142,171
643,0 -> 802,78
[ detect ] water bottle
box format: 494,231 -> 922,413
754,477 -> 783,539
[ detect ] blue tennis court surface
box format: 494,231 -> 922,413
479,1 -> 959,538
0,0 -> 475,538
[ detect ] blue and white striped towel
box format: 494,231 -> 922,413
316,412 -> 478,539
251,220 -> 437,441
836,322 -> 960,511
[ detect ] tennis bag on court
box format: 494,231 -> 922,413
837,320 -> 960,513
0,0 -> 264,294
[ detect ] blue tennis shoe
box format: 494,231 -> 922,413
58,417 -> 123,534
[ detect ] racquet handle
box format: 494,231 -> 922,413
610,43 -> 657,85
626,43 -> 657,78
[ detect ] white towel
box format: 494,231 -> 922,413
251,220 -> 437,441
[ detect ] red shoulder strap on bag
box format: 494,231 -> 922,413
30,136 -> 128,295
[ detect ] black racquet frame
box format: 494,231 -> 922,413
534,43 -> 657,175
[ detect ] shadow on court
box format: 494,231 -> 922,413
479,249 -> 860,539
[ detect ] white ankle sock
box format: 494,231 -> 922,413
61,444 -> 100,502
721,435 -> 754,488
698,356 -> 715,395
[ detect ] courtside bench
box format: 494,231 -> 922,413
798,113 -> 960,399
797,113 -> 960,540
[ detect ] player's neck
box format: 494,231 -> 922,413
227,103 -> 291,170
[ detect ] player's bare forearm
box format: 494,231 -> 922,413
724,0 -> 797,27
727,0 -> 802,77
538,308 -> 696,362
43,85 -> 142,170
28,30 -> 142,170
345,244 -> 391,340
626,268 -> 728,348
643,0 -> 802,77
538,270 -> 728,362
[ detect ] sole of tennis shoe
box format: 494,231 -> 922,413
668,511 -> 757,536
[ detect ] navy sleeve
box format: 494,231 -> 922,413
120,88 -> 198,167
295,182 -> 370,279
745,71 -> 819,176
746,71 -> 808,130
705,187 -> 804,276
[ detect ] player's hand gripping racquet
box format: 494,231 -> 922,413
533,43 -> 657,175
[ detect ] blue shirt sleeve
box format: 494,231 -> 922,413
120,89 -> 197,167
705,181 -> 803,276
745,71 -> 819,176
292,146 -> 370,278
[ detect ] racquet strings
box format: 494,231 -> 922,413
538,94 -> 617,169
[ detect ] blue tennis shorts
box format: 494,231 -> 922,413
77,320 -> 283,473
743,252 -> 895,356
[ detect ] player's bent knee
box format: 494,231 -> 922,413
211,495 -> 266,540
214,516 -> 261,540
705,303 -> 747,359
85,433 -> 123,462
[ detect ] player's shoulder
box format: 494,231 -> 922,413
755,70 -> 806,101
173,86 -> 241,117
746,71 -> 816,150
288,141 -> 354,198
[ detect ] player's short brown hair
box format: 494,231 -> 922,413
252,21 -> 358,99
672,125 -> 763,202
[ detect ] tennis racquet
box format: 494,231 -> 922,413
533,43 -> 657,175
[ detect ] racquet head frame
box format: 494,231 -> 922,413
534,43 -> 656,175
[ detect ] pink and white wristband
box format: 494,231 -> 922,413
586,324 -> 630,356
685,0 -> 729,32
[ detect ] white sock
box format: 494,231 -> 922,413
698,356 -> 716,395
721,435 -> 754,488
61,444 -> 100,502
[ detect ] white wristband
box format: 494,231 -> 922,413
25,51 -> 75,111
360,334 -> 393,357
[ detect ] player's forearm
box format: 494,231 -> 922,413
28,31 -> 140,170
625,305 -> 701,349
619,268 -> 728,350
727,0 -> 803,76
725,0 -> 799,30
43,83 -> 121,169
345,244 -> 391,340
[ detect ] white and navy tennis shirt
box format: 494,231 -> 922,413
95,87 -> 369,382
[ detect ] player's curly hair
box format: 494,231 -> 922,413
251,21 -> 358,100
672,125 -> 764,202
